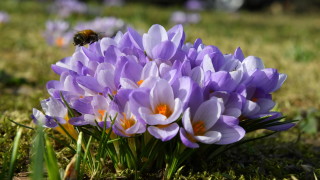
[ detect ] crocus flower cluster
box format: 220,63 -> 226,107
33,24 -> 293,148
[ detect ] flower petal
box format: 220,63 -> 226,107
193,98 -> 222,129
211,115 -> 245,145
148,123 -> 179,141
152,40 -> 176,60
194,131 -> 221,144
179,128 -> 199,148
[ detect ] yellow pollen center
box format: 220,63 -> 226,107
112,90 -> 117,95
155,104 -> 172,118
136,80 -> 144,86
192,121 -> 206,136
98,109 -> 106,119
55,114 -> 78,140
120,114 -> 135,130
55,37 -> 65,47
251,97 -> 258,102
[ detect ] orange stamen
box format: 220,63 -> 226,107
55,114 -> 78,140
155,104 -> 172,118
156,124 -> 170,128
251,97 -> 258,102
192,121 -> 206,136
55,37 -> 65,47
98,109 -> 106,119
136,80 -> 144,86
120,114 -> 136,130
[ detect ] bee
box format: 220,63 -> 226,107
73,29 -> 99,46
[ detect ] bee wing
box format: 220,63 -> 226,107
97,32 -> 108,39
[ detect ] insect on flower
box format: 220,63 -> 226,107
73,29 -> 100,46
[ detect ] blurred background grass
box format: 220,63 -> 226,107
0,0 -> 319,179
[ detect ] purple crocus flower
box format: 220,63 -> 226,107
130,79 -> 183,141
44,20 -> 73,47
180,97 -> 245,148
51,0 -> 87,18
170,11 -> 201,25
180,98 -> 222,148
32,98 -> 78,139
185,0 -> 205,11
112,102 -> 146,137
104,0 -> 125,7
32,97 -> 67,128
0,11 -> 9,24
142,24 -> 185,62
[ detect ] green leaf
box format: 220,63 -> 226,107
81,136 -> 93,175
44,135 -> 61,180
75,132 -> 83,179
31,125 -> 45,180
8,128 -> 23,179
8,118 -> 34,130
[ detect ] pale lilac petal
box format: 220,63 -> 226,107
64,75 -> 84,94
242,100 -> 260,117
120,78 -> 139,89
194,131 -> 221,144
174,77 -> 193,109
128,27 -> 143,49
41,98 -> 67,118
100,37 -> 117,54
193,98 -> 222,129
72,97 -> 93,114
180,128 -> 199,148
159,63 -> 172,78
141,61 -> 159,79
140,76 -> 160,88
273,73 -> 287,92
148,123 -> 179,141
122,59 -> 143,82
139,107 -> 167,125
257,98 -> 275,113
150,79 -> 175,112
242,56 -> 265,74
168,24 -> 184,48
152,40 -> 176,60
76,76 -> 104,93
32,108 -> 48,126
233,47 -> 245,61
190,66 -> 204,86
211,116 -> 245,145
182,108 -> 194,135
165,98 -> 183,124
202,54 -> 215,73
97,69 -> 116,90
143,24 -> 168,58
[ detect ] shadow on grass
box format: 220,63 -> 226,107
181,132 -> 320,179
0,69 -> 36,90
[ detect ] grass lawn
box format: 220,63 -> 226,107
0,0 -> 319,179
